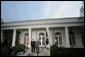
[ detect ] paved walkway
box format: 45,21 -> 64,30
16,47 -> 50,56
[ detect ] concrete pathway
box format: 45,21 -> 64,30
16,47 -> 50,56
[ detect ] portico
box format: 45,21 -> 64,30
1,17 -> 84,48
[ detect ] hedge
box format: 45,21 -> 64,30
1,44 -> 12,56
1,44 -> 26,56
50,44 -> 84,56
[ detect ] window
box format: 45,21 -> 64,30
55,37 -> 58,45
69,35 -> 76,45
69,30 -> 76,46
59,36 -> 62,45
39,33 -> 45,46
54,32 -> 62,46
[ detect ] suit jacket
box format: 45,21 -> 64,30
31,41 -> 35,47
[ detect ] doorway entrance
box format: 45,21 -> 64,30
39,33 -> 46,47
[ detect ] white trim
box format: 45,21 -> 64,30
1,23 -> 84,30
1,17 -> 83,27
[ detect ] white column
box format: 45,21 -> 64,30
28,28 -> 31,48
28,28 -> 32,53
65,26 -> 70,48
46,27 -> 51,48
12,29 -> 16,47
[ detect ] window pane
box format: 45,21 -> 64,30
42,37 -> 45,45
72,36 -> 76,45
69,35 -> 76,45
39,37 -> 41,40
55,37 -> 58,45
69,30 -> 75,46
69,36 -> 72,45
39,37 -> 41,45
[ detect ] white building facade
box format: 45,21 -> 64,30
1,17 -> 84,48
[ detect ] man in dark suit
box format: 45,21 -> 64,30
31,38 -> 35,53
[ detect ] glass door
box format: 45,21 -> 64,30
39,36 -> 45,46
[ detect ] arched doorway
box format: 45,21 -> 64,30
39,33 -> 45,47
54,32 -> 62,46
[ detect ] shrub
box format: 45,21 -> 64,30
50,45 -> 65,56
1,44 -> 26,56
63,48 -> 84,56
1,44 -> 12,56
1,46 -> 9,56
14,44 -> 26,53
50,44 -> 84,56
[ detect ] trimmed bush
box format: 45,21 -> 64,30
50,44 -> 84,56
14,44 -> 26,53
50,44 -> 65,56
